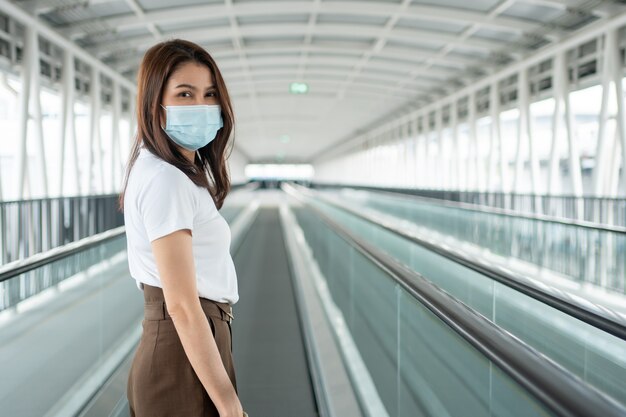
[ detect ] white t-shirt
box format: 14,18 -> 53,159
123,145 -> 239,304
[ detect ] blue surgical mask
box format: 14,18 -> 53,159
161,104 -> 223,151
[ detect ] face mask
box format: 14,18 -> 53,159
161,104 -> 223,151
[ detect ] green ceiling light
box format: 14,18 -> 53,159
279,134 -> 290,143
289,82 -> 308,94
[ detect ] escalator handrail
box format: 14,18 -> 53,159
0,226 -> 126,283
283,182 -> 626,417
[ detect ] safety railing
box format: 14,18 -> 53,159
0,182 -> 254,266
0,226 -> 126,312
311,183 -> 626,229
0,194 -> 124,266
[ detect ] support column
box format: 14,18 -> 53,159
410,118 -> 418,188
514,69 -> 532,194
30,34 -> 47,197
436,106 -> 443,189
401,119 -> 410,187
468,92 -> 477,190
549,52 -> 565,195
561,51 -> 584,199
451,100 -> 460,190
111,80 -> 121,193
527,86 -> 541,197
489,83 -> 501,191
17,26 -> 34,200
593,34 -> 613,196
59,48 -> 77,196
90,68 -> 106,193
425,112 -> 432,189
610,28 -> 626,196
88,67 -> 100,194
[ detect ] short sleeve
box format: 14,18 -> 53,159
138,167 -> 197,242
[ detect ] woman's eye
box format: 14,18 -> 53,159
177,91 -> 217,98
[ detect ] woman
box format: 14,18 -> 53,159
118,39 -> 247,417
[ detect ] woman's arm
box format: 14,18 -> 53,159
151,229 -> 243,417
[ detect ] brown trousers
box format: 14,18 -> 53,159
127,283 -> 238,416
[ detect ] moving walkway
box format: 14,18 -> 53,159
1,186 -> 624,416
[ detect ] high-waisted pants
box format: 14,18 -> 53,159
127,283 -> 238,416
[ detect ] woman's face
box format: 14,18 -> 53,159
160,61 -> 219,125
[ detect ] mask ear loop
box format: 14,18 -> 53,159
159,104 -> 167,131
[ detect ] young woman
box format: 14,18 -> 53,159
119,39 -> 247,417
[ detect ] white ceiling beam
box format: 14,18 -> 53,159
325,0 -> 412,116
61,1 -> 547,40
98,43 -> 480,78
216,55 -> 450,81
222,68 -> 433,90
111,51 -> 471,80
218,45 -> 468,72
232,86 -> 414,101
122,0 -> 161,39
230,76 -> 423,96
226,58 -> 450,81
86,22 -> 508,59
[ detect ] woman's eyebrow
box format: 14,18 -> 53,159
174,83 -> 216,90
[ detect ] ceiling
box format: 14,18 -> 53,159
12,0 -> 624,163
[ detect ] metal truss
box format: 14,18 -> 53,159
0,0 -> 250,201
314,11 -> 626,199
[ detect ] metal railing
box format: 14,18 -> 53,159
311,183 -> 626,228
0,227 -> 126,312
0,194 -> 124,266
0,182 -> 254,266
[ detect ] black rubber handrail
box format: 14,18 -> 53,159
283,182 -> 626,417
296,183 -> 626,341
0,226 -> 126,283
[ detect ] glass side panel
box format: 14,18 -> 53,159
0,235 -> 142,416
293,205 -> 556,417
0,235 -> 128,312
322,188 -> 626,298
300,196 -> 626,407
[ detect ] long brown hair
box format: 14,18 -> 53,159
118,39 -> 234,212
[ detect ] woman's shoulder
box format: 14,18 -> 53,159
135,147 -> 193,188
126,156 -> 196,215
130,160 -> 198,217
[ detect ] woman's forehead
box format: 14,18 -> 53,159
168,62 -> 214,87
